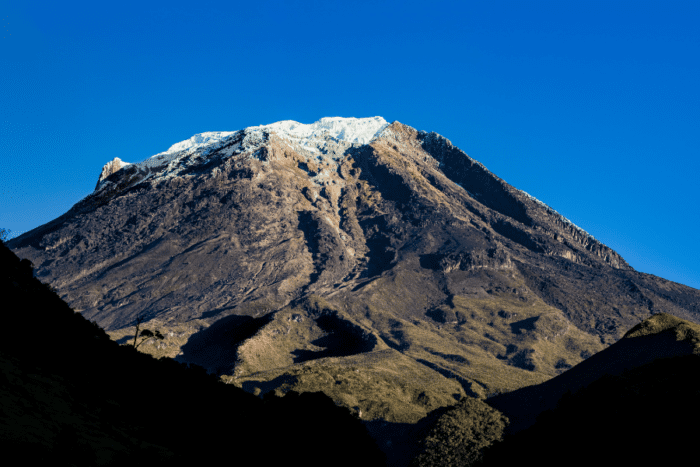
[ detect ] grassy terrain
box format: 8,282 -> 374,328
106,267 -> 605,430
338,265 -> 603,396
107,318 -> 212,361
229,348 -> 465,424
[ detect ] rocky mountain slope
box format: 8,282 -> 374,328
8,117 -> 700,445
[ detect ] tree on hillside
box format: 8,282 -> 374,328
0,228 -> 10,243
131,314 -> 165,350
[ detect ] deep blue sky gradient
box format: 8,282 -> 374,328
2,1 -> 699,289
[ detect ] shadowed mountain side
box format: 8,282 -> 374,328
478,354 -> 700,467
408,313 -> 700,467
176,313 -> 273,376
487,312 -> 700,434
0,240 -> 386,467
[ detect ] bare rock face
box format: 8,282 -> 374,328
9,117 -> 700,429
95,157 -> 129,190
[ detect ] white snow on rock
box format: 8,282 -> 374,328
96,157 -> 132,185
250,116 -> 389,145
519,189 -> 596,241
92,131 -> 240,192
135,130 -> 239,172
93,117 -> 389,193
164,131 -> 238,155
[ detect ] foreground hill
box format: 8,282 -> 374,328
410,313 -> 700,466
0,240 -> 385,466
487,311 -> 700,433
478,353 -> 700,466
7,116 -> 700,452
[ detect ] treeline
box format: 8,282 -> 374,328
0,239 -> 386,466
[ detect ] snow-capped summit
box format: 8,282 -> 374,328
94,117 -> 390,192
148,117 -> 388,166
251,116 -> 389,145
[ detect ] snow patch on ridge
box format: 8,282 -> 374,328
251,116 -> 389,145
136,131 -> 239,172
165,131 -> 238,155
519,189 -> 596,241
243,117 -> 389,188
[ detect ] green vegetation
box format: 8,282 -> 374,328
410,396 -> 508,467
226,297 -> 465,424
340,267 -> 603,397
231,349 -> 466,424
107,318 -> 209,360
624,311 -> 700,348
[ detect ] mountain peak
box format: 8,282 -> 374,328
93,117 -> 390,192
77,117 -> 629,277
251,116 -> 389,145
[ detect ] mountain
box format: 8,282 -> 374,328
8,116 -> 700,461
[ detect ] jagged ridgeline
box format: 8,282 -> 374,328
0,240 -> 386,466
7,117 -> 700,464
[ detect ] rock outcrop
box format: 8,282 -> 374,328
95,157 -> 129,189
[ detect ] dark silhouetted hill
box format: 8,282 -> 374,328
477,353 -> 700,466
0,239 -> 386,466
409,313 -> 700,466
487,312 -> 700,434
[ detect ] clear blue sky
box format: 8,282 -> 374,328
1,1 -> 698,290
